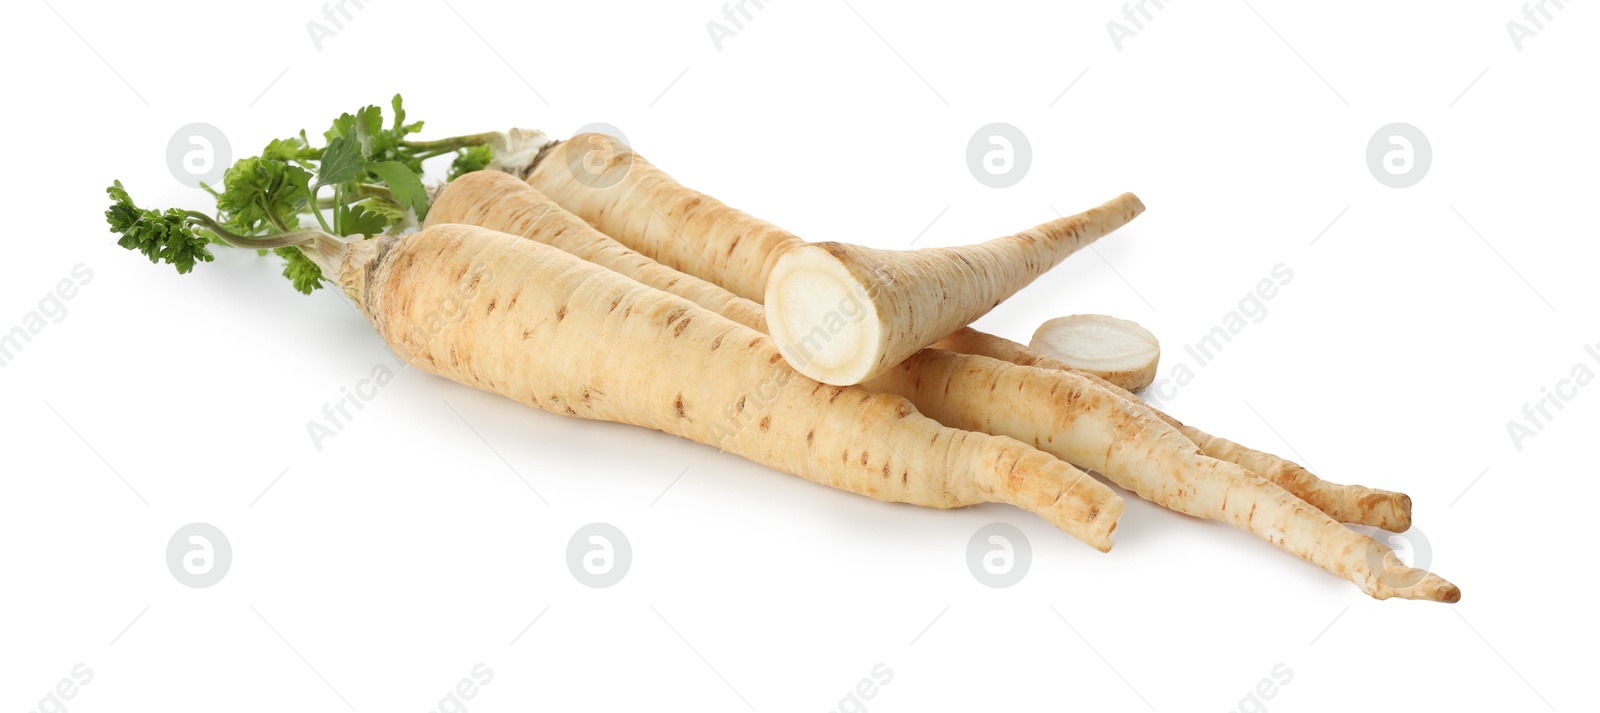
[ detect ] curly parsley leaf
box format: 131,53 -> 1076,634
105,181 -> 215,274
214,158 -> 312,235
273,246 -> 325,294
449,144 -> 495,180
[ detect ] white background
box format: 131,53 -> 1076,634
1,1 -> 1594,711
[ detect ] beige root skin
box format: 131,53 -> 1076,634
763,194 -> 1144,385
526,138 -> 1414,533
441,177 -> 1450,600
339,223 -> 1122,551
934,327 -> 1414,532
429,171 -> 769,332
528,134 -> 802,301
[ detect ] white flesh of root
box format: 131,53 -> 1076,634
1030,314 -> 1161,391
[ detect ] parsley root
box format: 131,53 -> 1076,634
106,178 -> 1123,552
934,327 -> 1414,533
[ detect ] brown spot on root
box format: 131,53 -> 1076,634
881,462 -> 891,478
507,291 -> 521,309
727,235 -> 742,254
710,334 -> 724,351
1247,503 -> 1257,525
749,337 -> 763,348
665,308 -> 688,326
555,305 -> 567,322
806,430 -> 815,446
485,297 -> 498,314
564,404 -> 578,415
735,395 -> 746,413
901,469 -> 909,486
758,416 -> 771,432
828,387 -> 846,404
522,329 -> 535,340
608,297 -> 621,313
767,352 -> 783,364
1087,504 -> 1101,521
673,317 -> 693,337
673,394 -> 686,418
859,451 -> 868,466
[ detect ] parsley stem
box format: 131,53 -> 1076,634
399,131 -> 503,153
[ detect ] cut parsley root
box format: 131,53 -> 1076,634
1029,314 -> 1161,391
527,133 -> 1144,385
436,171 -> 1452,600
106,184 -> 1124,550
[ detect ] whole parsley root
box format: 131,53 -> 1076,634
105,176 -> 1123,552
440,172 -> 1452,602
933,327 -> 1415,533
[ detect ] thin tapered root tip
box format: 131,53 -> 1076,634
1376,569 -> 1462,603
1046,485 -> 1123,554
1387,492 -> 1415,532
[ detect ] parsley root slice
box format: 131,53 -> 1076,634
433,174 -> 1451,600
1029,314 -> 1160,391
526,133 -> 1143,386
935,327 -> 1414,532
343,224 -> 1123,552
522,137 -> 1412,533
